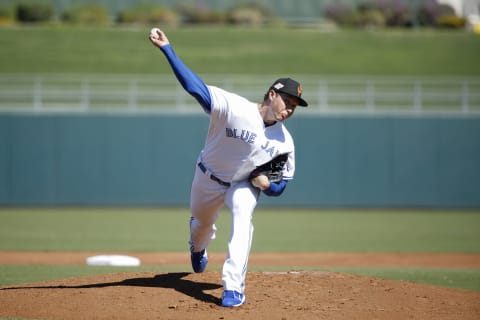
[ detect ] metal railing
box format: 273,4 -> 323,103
0,74 -> 479,115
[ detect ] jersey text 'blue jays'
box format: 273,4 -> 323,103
261,140 -> 280,158
225,128 -> 257,144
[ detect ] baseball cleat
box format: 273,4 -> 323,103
190,249 -> 208,273
221,290 -> 246,307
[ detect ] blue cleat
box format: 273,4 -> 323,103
221,290 -> 246,307
190,249 -> 208,273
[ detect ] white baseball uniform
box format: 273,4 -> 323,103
190,86 -> 294,293
156,43 -> 298,296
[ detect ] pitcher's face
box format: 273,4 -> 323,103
273,92 -> 298,121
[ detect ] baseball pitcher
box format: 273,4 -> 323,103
149,28 -> 308,308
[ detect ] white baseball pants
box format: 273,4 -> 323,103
189,164 -> 259,293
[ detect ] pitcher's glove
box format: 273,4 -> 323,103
249,153 -> 288,186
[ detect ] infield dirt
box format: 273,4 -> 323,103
1,252 -> 479,320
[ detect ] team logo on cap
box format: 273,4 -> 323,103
297,85 -> 303,97
273,82 -> 284,90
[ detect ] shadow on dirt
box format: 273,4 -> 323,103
1,272 -> 222,305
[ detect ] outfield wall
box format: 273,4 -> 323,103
1,113 -> 479,207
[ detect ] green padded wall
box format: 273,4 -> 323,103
1,113 -> 479,207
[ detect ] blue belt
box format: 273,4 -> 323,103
198,162 -> 231,187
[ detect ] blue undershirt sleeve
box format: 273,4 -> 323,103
262,179 -> 288,197
160,44 -> 211,113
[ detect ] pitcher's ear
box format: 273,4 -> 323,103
269,89 -> 277,100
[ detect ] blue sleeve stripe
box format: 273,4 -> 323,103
160,45 -> 211,113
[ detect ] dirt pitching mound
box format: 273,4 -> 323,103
1,271 -> 479,320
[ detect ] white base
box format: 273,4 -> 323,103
86,255 -> 141,267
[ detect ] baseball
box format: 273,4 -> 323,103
150,27 -> 160,39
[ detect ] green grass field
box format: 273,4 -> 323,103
0,26 -> 479,75
1,208 -> 479,252
0,208 -> 479,291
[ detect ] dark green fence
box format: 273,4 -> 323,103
1,113 -> 479,207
